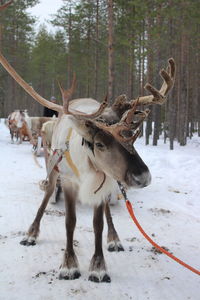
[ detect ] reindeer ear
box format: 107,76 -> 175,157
68,116 -> 98,142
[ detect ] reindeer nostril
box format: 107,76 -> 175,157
125,170 -> 151,188
143,172 -> 152,187
134,178 -> 142,186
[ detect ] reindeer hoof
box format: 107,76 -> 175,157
20,237 -> 36,246
88,272 -> 111,283
102,274 -> 111,283
73,271 -> 81,279
107,241 -> 124,252
88,274 -> 100,282
59,268 -> 81,280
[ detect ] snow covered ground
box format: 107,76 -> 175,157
0,119 -> 200,300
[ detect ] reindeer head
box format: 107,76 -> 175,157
63,96 -> 150,188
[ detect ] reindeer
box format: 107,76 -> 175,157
0,1 -> 176,282
6,110 -> 50,148
7,110 -> 54,152
0,49 -> 175,282
7,109 -> 33,144
29,116 -> 55,155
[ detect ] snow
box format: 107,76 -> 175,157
0,119 -> 200,300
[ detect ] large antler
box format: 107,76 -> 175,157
95,58 -> 175,152
131,58 -> 176,106
0,0 -> 13,11
96,58 -> 175,151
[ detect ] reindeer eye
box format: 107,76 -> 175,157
95,142 -> 105,149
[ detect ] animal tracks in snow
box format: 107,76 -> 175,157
44,209 -> 65,217
0,231 -> 25,242
149,207 -> 172,216
32,269 -> 58,285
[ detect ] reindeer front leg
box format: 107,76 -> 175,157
10,129 -> 14,143
59,186 -> 80,280
20,169 -> 58,246
105,200 -> 124,252
89,203 -> 111,283
18,128 -> 23,144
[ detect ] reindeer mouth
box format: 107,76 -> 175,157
124,170 -> 152,189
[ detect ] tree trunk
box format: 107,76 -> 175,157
107,0 -> 114,104
152,5 -> 162,146
145,17 -> 153,145
67,2 -> 72,87
178,32 -> 189,146
94,0 -> 99,99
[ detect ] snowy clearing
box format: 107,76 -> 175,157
0,119 -> 200,300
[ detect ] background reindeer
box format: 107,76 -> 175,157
7,110 -> 33,144
7,108 -> 55,155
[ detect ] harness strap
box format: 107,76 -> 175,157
47,149 -> 63,178
64,128 -> 80,178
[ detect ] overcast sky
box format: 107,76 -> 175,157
27,0 -> 63,31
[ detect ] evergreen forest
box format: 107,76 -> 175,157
0,0 -> 200,148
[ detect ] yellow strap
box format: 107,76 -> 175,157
64,128 -> 80,178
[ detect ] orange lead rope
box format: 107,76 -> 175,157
117,182 -> 200,276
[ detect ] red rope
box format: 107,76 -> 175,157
126,200 -> 200,276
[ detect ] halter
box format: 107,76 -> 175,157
64,128 -> 80,178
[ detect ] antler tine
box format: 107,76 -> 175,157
0,53 -> 63,113
58,80 -> 68,113
118,97 -> 149,132
130,58 -> 176,107
131,109 -> 150,129
66,72 -> 76,99
94,106 -> 150,147
94,120 -> 140,145
0,0 -> 13,11
159,58 -> 175,95
125,97 -> 140,124
58,73 -> 76,114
